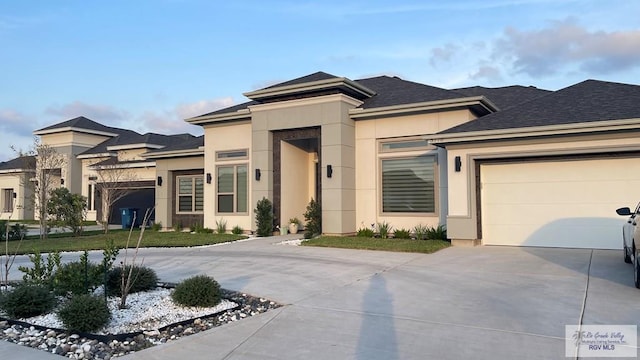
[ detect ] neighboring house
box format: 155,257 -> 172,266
0,156 -> 35,220
33,116 -> 198,226
185,72 -> 549,235
429,80 -> 640,249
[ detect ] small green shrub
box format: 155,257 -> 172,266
255,198 -> 274,237
231,225 -> 243,235
303,198 -> 321,239
356,227 -> 375,237
425,225 -> 447,240
0,221 -> 28,241
289,217 -> 301,226
377,221 -> 393,239
216,218 -> 227,234
0,284 -> 57,318
173,222 -> 183,232
19,250 -> 61,288
58,294 -> 110,332
413,224 -> 428,240
106,265 -> 158,297
150,222 -> 162,231
54,259 -> 102,296
393,228 -> 411,239
172,275 -> 221,307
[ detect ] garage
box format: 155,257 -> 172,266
480,157 -> 639,249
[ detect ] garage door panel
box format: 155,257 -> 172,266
481,158 -> 639,249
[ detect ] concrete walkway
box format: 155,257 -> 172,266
2,235 -> 639,359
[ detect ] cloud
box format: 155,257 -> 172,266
429,43 -> 459,67
493,19 -> 640,77
469,66 -> 503,82
45,101 -> 128,122
0,109 -> 34,137
135,97 -> 234,135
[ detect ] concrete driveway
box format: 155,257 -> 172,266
2,236 -> 639,359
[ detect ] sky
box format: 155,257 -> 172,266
1,0 -> 639,161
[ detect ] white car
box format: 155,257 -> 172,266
616,203 -> 640,288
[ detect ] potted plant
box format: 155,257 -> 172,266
288,217 -> 301,234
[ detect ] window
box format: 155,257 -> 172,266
2,188 -> 14,212
216,149 -> 248,161
381,156 -> 435,213
380,139 -> 429,152
177,176 -> 204,213
217,165 -> 247,213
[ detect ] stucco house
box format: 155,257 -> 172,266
19,72 -> 640,250
0,156 -> 35,220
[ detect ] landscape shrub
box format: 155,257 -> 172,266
0,284 -> 57,318
216,218 -> 227,234
425,225 -> 447,240
255,198 -> 274,237
150,222 -> 162,231
376,221 -> 393,239
356,227 -> 375,237
303,198 -> 321,239
106,265 -> 158,297
393,228 -> 411,239
413,224 -> 428,240
0,221 -> 28,241
172,275 -> 221,307
54,259 -> 102,296
19,250 -> 61,288
57,294 -> 110,332
231,225 -> 243,235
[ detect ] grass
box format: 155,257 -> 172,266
2,230 -> 245,255
302,236 -> 450,254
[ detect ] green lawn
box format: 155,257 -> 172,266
302,236 -> 450,253
3,230 -> 245,255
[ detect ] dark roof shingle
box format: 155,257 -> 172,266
440,80 -> 640,134
0,156 -> 35,171
35,116 -> 129,135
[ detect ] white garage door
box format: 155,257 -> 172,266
480,157 -> 640,249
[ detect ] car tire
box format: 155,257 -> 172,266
634,246 -> 640,289
624,245 -> 633,264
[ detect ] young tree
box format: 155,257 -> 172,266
12,138 -> 66,240
47,187 -> 87,236
90,159 -> 137,233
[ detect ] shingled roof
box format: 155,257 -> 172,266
34,116 -> 129,136
79,132 -> 197,156
0,156 -> 35,172
439,80 -> 640,134
451,85 -> 551,110
355,76 -> 464,109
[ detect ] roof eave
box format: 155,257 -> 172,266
77,153 -> 116,159
33,126 -> 119,137
427,118 -> 640,146
185,109 -> 252,125
143,148 -> 205,159
350,96 -> 498,120
243,77 -> 377,101
106,143 -> 165,151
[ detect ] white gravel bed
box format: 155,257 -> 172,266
21,288 -> 237,335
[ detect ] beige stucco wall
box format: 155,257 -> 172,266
154,156 -> 204,228
0,173 -> 33,220
204,122 -> 252,231
354,109 -> 473,232
444,132 -> 640,243
250,94 -> 361,235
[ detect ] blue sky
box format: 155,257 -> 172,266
1,0 -> 639,161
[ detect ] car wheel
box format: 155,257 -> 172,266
635,246 -> 640,289
624,245 -> 633,264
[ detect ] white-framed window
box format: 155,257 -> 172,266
379,137 -> 436,214
217,164 -> 247,213
2,188 -> 14,212
177,176 -> 204,213
216,149 -> 248,161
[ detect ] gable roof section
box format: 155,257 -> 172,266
34,116 -> 127,137
0,156 -> 35,173
451,85 -> 551,110
143,136 -> 205,159
78,132 -> 197,157
356,76 -> 463,109
431,80 -> 640,145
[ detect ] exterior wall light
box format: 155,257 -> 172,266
327,165 -> 333,178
